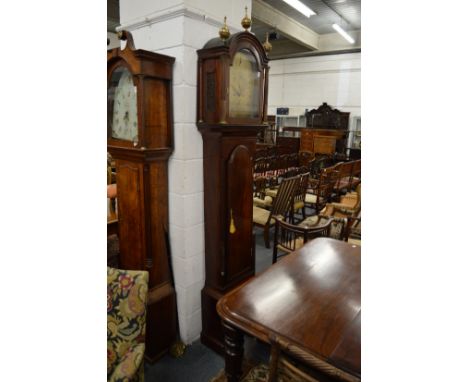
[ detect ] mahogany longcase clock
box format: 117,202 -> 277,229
107,31 -> 177,361
197,31 -> 269,353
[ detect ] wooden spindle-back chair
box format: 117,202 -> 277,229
305,167 -> 340,214
253,176 -> 300,248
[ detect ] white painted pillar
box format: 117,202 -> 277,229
119,0 -> 251,344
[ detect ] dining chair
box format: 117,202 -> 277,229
253,176 -> 300,248
305,167 -> 340,215
290,172 -> 310,223
272,215 -> 348,263
253,176 -> 272,209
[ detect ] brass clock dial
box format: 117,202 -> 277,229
108,67 -> 138,143
229,49 -> 260,119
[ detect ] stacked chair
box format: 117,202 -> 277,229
252,148 -> 362,251
305,167 -> 340,215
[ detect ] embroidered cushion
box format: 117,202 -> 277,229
107,267 -> 148,382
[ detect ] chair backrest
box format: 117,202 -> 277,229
336,161 -> 354,190
277,154 -> 289,176
352,159 -> 361,179
254,157 -> 268,177
287,153 -> 299,169
298,150 -> 315,167
271,176 -> 300,218
284,167 -> 298,179
255,148 -> 267,160
313,168 -> 340,211
274,217 -> 332,254
309,155 -> 334,179
253,176 -> 268,199
293,172 -> 310,206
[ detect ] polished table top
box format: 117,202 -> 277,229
217,238 -> 361,378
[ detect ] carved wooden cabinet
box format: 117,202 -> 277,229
107,31 -> 177,361
301,103 -> 350,155
197,31 -> 269,353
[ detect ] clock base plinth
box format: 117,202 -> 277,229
201,286 -> 225,355
201,278 -> 254,355
144,284 -> 178,363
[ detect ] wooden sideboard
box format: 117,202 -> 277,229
301,103 -> 349,155
300,128 -> 348,155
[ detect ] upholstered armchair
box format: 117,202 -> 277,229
107,267 -> 149,382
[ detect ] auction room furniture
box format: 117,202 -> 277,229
107,267 -> 149,382
107,31 -> 177,361
253,175 -> 300,248
197,29 -> 270,353
305,167 -> 340,214
301,103 -> 350,155
217,238 -> 361,382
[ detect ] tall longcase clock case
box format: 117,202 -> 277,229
197,32 -> 269,353
107,31 -> 177,361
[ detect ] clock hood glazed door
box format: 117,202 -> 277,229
228,49 -> 261,120
108,66 -> 139,145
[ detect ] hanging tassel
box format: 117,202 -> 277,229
229,209 -> 237,234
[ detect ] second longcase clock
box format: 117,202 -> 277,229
197,30 -> 269,353
107,31 -> 177,361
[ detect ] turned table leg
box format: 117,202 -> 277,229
222,321 -> 244,382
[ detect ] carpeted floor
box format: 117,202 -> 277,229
144,336 -> 270,382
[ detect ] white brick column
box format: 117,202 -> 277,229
119,0 -> 251,344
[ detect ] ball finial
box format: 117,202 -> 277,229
263,32 -> 272,54
241,6 -> 252,31
219,16 -> 231,40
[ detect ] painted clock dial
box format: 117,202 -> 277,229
108,67 -> 138,142
229,49 -> 260,119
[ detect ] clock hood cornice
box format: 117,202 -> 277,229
107,30 -> 175,80
200,31 -> 269,67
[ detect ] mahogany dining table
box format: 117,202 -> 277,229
216,238 -> 361,382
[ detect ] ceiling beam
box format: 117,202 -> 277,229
252,0 -> 319,51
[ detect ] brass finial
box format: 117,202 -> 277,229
219,16 -> 230,41
241,6 -> 252,31
263,32 -> 272,54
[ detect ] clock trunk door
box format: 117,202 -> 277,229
116,161 -> 144,270
225,145 -> 254,284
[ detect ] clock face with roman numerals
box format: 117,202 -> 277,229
108,67 -> 138,143
228,49 -> 260,119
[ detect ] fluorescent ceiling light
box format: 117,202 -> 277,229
282,0 -> 316,18
332,23 -> 355,44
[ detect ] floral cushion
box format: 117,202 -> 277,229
107,267 -> 149,382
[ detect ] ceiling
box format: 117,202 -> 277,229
108,0 -> 360,59
258,0 -> 360,34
